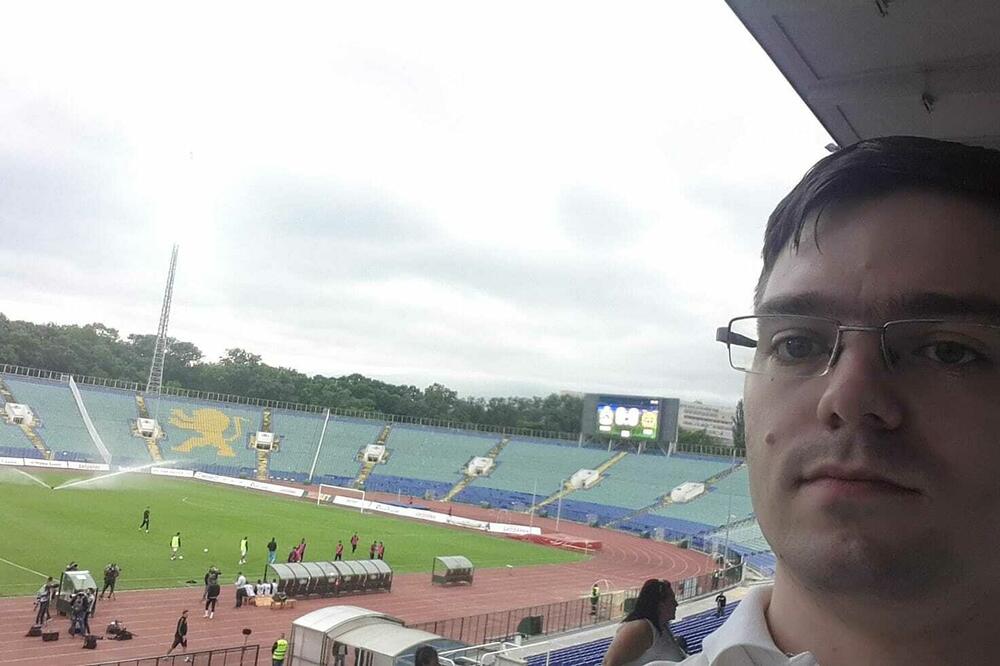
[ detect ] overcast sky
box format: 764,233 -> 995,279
0,1 -> 831,405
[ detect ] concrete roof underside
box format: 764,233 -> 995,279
727,0 -> 1000,150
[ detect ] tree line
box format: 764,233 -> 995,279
0,314 -> 584,433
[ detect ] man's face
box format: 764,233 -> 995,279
747,190 -> 1000,598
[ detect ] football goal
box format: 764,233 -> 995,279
317,484 -> 366,514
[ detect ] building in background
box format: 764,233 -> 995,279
679,401 -> 736,445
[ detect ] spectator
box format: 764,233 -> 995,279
415,645 -> 440,666
602,579 -> 685,666
715,592 -> 727,618
675,137 -> 1000,665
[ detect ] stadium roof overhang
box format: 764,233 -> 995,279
726,0 -> 1000,150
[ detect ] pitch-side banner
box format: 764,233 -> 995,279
150,467 -> 196,478
0,456 -> 23,466
332,496 -> 541,535
24,458 -> 68,469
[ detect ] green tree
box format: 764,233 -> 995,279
732,399 -> 746,450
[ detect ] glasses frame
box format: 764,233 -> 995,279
716,315 -> 1000,378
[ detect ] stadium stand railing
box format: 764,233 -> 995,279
411,565 -> 743,645
84,643 -> 260,666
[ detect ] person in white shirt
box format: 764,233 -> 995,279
602,579 -> 686,666
660,137 -> 1000,666
234,572 -> 247,608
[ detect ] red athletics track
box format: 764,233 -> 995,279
2,489 -> 715,665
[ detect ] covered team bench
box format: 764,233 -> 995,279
431,556 -> 474,585
268,560 -> 393,598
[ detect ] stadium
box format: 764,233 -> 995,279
4,2 -> 1000,666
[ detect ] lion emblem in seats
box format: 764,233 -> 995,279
168,408 -> 246,458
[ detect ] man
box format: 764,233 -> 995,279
350,532 -> 359,554
139,506 -> 150,533
272,632 -> 289,665
170,532 -> 182,560
166,609 -> 189,657
590,583 -> 600,616
205,577 -> 220,619
675,137 -> 1000,665
239,536 -> 249,565
369,541 -> 376,559
100,563 -> 120,599
334,540 -> 344,561
267,537 -> 278,564
33,578 -> 53,625
69,591 -> 88,637
714,591 -> 726,618
377,541 -> 385,560
235,571 -> 247,608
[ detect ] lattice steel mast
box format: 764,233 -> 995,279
146,244 -> 179,395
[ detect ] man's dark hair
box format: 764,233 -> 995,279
757,135 -> 1000,305
415,645 -> 439,666
623,578 -> 675,627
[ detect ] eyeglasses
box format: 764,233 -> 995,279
716,315 -> 1000,378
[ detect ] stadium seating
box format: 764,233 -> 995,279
2,376 -> 102,461
520,603 -> 740,666
363,474 -> 452,499
453,485 -> 537,510
269,408 -> 327,479
371,425 -> 497,483
704,518 -> 770,554
575,454 -> 732,510
149,395 -> 261,469
309,417 -> 384,479
649,466 -> 754,528
481,440 -> 610,495
76,385 -> 151,467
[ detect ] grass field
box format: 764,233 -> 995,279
0,468 -> 584,597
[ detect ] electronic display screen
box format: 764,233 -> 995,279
596,398 -> 660,440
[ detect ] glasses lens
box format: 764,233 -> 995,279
729,316 -> 838,377
884,321 -> 1000,373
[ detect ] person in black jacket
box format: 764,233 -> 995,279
166,610 -> 189,656
205,579 -> 221,619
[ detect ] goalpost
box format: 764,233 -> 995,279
317,484 -> 367,514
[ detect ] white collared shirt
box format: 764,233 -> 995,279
649,586 -> 819,666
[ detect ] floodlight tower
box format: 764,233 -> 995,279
146,245 -> 179,395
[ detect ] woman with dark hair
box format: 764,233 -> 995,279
602,579 -> 686,666
414,645 -> 440,666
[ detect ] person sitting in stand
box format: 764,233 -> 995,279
602,579 -> 686,666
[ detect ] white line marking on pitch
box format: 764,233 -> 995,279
0,556 -> 48,578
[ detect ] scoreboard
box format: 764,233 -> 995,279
581,394 -> 680,443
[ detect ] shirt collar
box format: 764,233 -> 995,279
701,585 -> 815,666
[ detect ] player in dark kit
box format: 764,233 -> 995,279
166,609 -> 189,656
139,506 -> 150,533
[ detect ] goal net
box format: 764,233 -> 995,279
317,484 -> 366,514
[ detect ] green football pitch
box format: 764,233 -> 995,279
0,468 -> 584,597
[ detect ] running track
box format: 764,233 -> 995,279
2,490 -> 715,665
